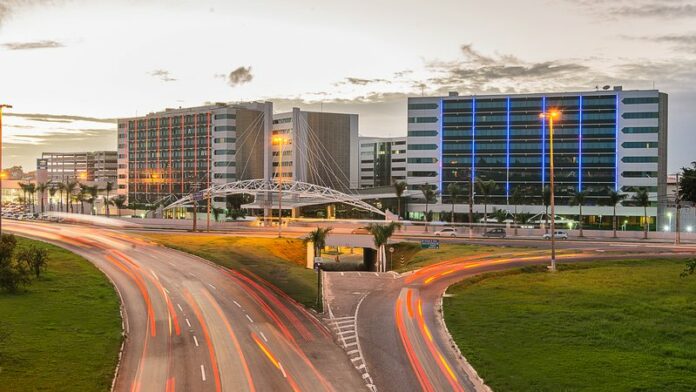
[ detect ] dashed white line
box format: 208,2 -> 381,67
185,318 -> 192,328
177,303 -> 183,312
278,362 -> 287,378
245,314 -> 254,323
208,283 -> 216,290
233,300 -> 241,308
260,331 -> 268,342
200,365 -> 206,381
193,336 -> 199,347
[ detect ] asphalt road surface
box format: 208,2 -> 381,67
6,220 -> 366,392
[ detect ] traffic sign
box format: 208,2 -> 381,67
420,239 -> 440,249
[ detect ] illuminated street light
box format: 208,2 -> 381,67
687,226 -> 693,233
0,104 -> 13,235
272,135 -> 289,238
539,109 -> 560,271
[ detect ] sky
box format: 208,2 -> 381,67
1,0 -> 695,172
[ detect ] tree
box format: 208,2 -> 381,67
226,209 -> 246,221
510,187 -> 525,236
212,207 -> 223,222
476,179 -> 496,228
446,183 -> 462,225
303,227 -> 333,259
16,245 -> 48,279
65,181 -> 78,213
542,186 -> 551,233
632,188 -> 651,239
0,234 -> 30,292
680,258 -> 696,278
679,162 -> 696,204
104,181 -> 114,217
48,186 -> 57,212
605,189 -> 627,238
86,185 -> 98,214
26,183 -> 36,214
56,182 -> 66,212
111,195 -> 127,217
393,181 -> 407,219
420,184 -> 437,233
366,222 -> 401,272
571,190 -> 588,237
492,208 -> 507,224
36,182 -> 48,214
77,186 -> 89,214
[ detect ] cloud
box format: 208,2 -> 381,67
148,69 -> 176,82
0,1 -> 66,28
224,66 -> 253,87
568,0 -> 696,19
2,39 -> 64,50
338,77 -> 391,86
629,33 -> 696,52
4,112 -> 117,124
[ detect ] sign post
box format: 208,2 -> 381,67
420,239 -> 440,249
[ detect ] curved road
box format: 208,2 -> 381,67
6,220 -> 366,392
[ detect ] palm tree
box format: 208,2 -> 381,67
212,207 -> 223,222
303,227 -> 333,259
36,182 -> 48,214
26,183 -> 36,214
56,182 -> 66,212
77,186 -> 89,214
366,222 -> 401,272
632,188 -> 651,239
104,181 -> 114,217
48,186 -> 57,212
111,195 -> 127,217
65,181 -> 78,213
476,179 -> 497,228
18,182 -> 29,212
606,189 -> 627,238
393,181 -> 407,219
542,186 -> 551,233
492,208 -> 508,224
446,183 -> 462,225
571,190 -> 588,237
510,187 -> 524,236
87,185 -> 98,214
420,183 -> 437,233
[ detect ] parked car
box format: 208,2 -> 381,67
543,230 -> 568,240
351,227 -> 369,234
483,228 -> 506,238
434,227 -> 458,237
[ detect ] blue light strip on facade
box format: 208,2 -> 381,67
541,96 -> 546,186
506,97 -> 511,201
439,98 -> 444,193
471,98 -> 476,184
578,95 -> 583,192
615,94 -> 619,191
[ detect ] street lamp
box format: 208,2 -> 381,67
539,109 -> 560,271
0,104 -> 12,235
272,135 -> 288,238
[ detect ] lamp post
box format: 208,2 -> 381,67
540,109 -> 560,271
272,135 -> 288,238
0,104 -> 12,235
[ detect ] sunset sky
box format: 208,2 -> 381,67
1,0 -> 695,171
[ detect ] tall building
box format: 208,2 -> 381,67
36,151 -> 118,184
406,87 -> 668,223
117,102 -> 273,205
272,108 -> 359,191
358,136 -> 407,188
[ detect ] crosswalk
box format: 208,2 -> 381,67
326,316 -> 376,392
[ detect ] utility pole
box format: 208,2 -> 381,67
0,104 -> 12,236
191,182 -> 199,232
468,169 -> 474,239
540,110 -> 560,271
206,190 -> 211,232
675,173 -> 681,245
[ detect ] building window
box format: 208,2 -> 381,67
622,171 -> 658,178
408,103 -> 439,110
408,130 -> 438,137
621,156 -> 658,163
408,117 -> 438,124
214,149 -> 235,155
407,171 -> 437,177
214,126 -> 236,132
622,97 -> 659,104
213,161 -> 235,167
408,157 -> 438,164
622,127 -> 658,134
214,114 -> 236,120
622,142 -> 658,149
213,137 -> 236,143
407,144 -> 438,150
622,112 -> 658,119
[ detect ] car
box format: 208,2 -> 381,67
351,227 -> 369,234
543,230 -> 568,240
434,227 -> 457,237
483,228 -> 506,238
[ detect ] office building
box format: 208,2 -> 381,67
36,151 -> 118,184
117,102 -> 273,205
406,87 -> 668,223
272,108 -> 359,191
358,136 -> 407,188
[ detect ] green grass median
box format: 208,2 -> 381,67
444,259 -> 696,392
0,237 -> 122,392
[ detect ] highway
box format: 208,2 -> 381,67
324,244 -> 696,392
5,220 -> 366,392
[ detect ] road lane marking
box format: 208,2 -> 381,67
233,300 -> 241,308
185,318 -> 191,328
200,365 -> 206,381
278,362 -> 287,378
150,269 -> 159,281
208,283 -> 216,290
245,314 -> 254,323
193,336 -> 199,347
177,303 -> 183,312
260,331 -> 268,342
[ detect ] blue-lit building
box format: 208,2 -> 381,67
406,87 -> 668,225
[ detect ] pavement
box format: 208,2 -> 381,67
5,220 -> 366,392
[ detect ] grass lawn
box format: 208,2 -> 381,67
0,237 -> 122,392
392,242 -> 535,272
139,234 -> 319,308
444,259 -> 696,392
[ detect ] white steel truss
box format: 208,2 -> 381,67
164,179 -> 386,216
